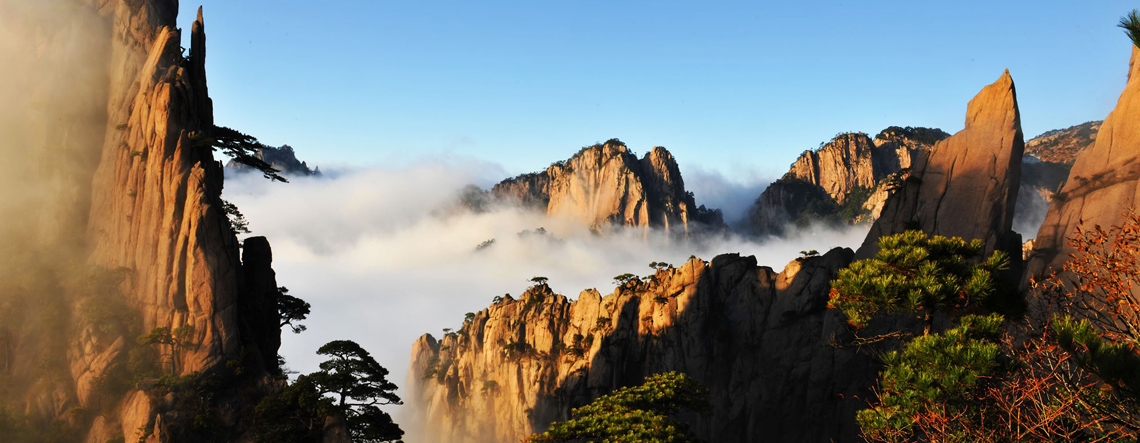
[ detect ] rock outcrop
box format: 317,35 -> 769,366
491,141 -> 721,233
784,131 -> 930,204
409,249 -> 886,443
747,127 -> 947,236
1,2 -> 289,442
857,70 -> 1025,263
1029,47 -> 1140,275
226,144 -> 320,177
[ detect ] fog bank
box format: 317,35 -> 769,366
222,160 -> 870,414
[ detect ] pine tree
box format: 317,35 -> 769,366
527,372 -> 709,443
828,230 -> 1008,336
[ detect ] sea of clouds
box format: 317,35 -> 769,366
221,158 -> 871,413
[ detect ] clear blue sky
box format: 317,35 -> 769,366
180,1 -> 1137,179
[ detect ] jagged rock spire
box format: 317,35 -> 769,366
857,70 -> 1024,262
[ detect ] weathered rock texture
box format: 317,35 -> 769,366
0,2 -> 288,442
786,132 -> 917,204
1025,120 -> 1102,165
492,142 -> 720,233
857,70 -> 1025,262
747,127 -> 947,236
85,4 -> 236,379
1029,47 -> 1140,275
410,249 -> 886,443
226,144 -> 320,177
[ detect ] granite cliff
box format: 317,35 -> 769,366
747,127 -> 948,235
1,1 -> 292,442
410,70 -> 1035,442
491,141 -> 722,234
1029,46 -> 1140,276
410,250 -> 880,442
857,70 -> 1025,264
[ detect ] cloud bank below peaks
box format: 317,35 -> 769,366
222,158 -> 869,408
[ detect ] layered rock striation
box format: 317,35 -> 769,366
857,70 -> 1025,262
492,141 -> 721,233
410,249 -> 887,443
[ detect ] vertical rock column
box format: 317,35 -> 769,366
86,4 -> 240,376
857,70 -> 1025,263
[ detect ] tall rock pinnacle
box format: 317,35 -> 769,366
857,70 -> 1025,261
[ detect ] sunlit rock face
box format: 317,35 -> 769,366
491,142 -> 714,234
747,128 -> 947,236
857,70 -> 1025,263
1028,47 -> 1140,276
85,5 -> 236,380
409,249 -> 888,443
788,132 -> 907,204
1,1 -> 284,442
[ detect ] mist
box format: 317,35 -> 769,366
222,159 -> 870,416
0,0 -> 114,424
683,165 -> 772,224
0,0 -> 109,262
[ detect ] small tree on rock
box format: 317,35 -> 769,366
828,230 -> 1008,336
277,286 -> 311,334
1121,9 -> 1140,49
527,371 -> 709,443
311,340 -> 403,442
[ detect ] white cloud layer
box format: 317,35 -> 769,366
222,159 -> 869,425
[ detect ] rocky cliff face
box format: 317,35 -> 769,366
0,2 -> 287,442
784,132 -> 926,204
857,70 -> 1025,262
747,127 -> 947,236
491,142 -> 720,234
1029,47 -> 1140,276
409,249 -> 888,443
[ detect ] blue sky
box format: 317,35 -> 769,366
180,1 -> 1137,179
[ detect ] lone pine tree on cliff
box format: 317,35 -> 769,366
254,340 -> 403,443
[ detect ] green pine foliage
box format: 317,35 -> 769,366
857,313 -> 1008,442
1121,9 -> 1140,49
1053,315 -> 1140,398
527,372 -> 710,443
254,340 -> 403,443
828,230 -> 1008,334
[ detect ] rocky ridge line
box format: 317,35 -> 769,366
410,249 -> 877,442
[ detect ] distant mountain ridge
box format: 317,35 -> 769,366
746,126 -> 949,235
225,144 -> 320,177
410,70 -> 1033,442
1025,120 -> 1101,165
485,139 -> 723,233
